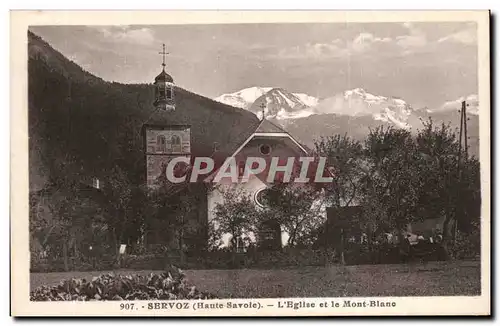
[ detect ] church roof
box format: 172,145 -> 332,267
154,69 -> 174,83
254,118 -> 288,134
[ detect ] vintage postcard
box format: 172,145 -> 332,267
10,10 -> 490,316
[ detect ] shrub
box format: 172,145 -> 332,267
452,228 -> 480,260
123,254 -> 165,270
30,266 -> 217,301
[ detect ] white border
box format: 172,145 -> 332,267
9,9 -> 491,318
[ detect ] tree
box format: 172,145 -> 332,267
315,134 -> 364,209
360,126 -> 421,249
207,218 -> 224,252
45,188 -> 75,271
414,119 -> 480,257
104,165 -> 133,257
357,120 -> 481,259
315,134 -> 365,262
260,183 -> 326,248
211,186 -> 259,252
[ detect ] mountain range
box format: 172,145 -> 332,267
215,87 -> 480,157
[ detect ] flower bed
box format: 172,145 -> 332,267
30,266 -> 217,301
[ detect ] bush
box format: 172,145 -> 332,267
343,242 -> 447,265
253,249 -> 327,268
452,228 -> 480,260
30,254 -> 117,273
30,266 -> 217,301
123,254 -> 165,270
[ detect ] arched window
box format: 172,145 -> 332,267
156,135 -> 166,152
171,135 -> 181,153
166,85 -> 173,99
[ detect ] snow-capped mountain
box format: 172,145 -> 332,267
216,86 -> 413,128
214,86 -> 273,109
214,87 -> 479,156
315,88 -> 413,129
215,86 -> 318,114
249,87 -> 318,120
215,87 -> 479,126
289,92 -> 319,108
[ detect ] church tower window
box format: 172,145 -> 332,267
157,135 -> 166,152
171,135 -> 181,153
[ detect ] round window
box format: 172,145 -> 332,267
254,188 -> 270,208
259,144 -> 272,155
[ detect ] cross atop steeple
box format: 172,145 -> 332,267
159,43 -> 169,69
259,102 -> 266,121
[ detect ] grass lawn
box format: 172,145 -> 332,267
30,260 -> 481,298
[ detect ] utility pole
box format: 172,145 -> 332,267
454,101 -> 468,247
464,101 -> 469,160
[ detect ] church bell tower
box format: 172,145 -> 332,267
154,44 -> 175,111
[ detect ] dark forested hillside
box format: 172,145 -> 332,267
28,31 -> 260,191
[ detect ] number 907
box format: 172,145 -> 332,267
120,303 -> 135,310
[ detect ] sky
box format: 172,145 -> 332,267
30,22 -> 478,109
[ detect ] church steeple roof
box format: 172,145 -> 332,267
155,69 -> 174,83
155,43 -> 174,83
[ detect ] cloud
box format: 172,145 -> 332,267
277,39 -> 344,59
351,32 -> 392,53
396,22 -> 427,49
438,27 -> 477,45
277,32 -> 393,59
267,22 -> 476,61
440,94 -> 479,115
91,26 -> 156,46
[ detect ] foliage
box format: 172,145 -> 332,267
451,221 -> 481,260
30,266 -> 217,301
315,134 -> 364,208
359,126 -> 421,231
207,219 -> 224,252
411,119 -> 481,251
103,166 -> 134,248
312,120 -> 481,260
211,186 -> 260,250
143,184 -> 212,254
260,183 -> 326,247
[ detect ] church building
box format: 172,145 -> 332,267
142,44 -> 322,251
